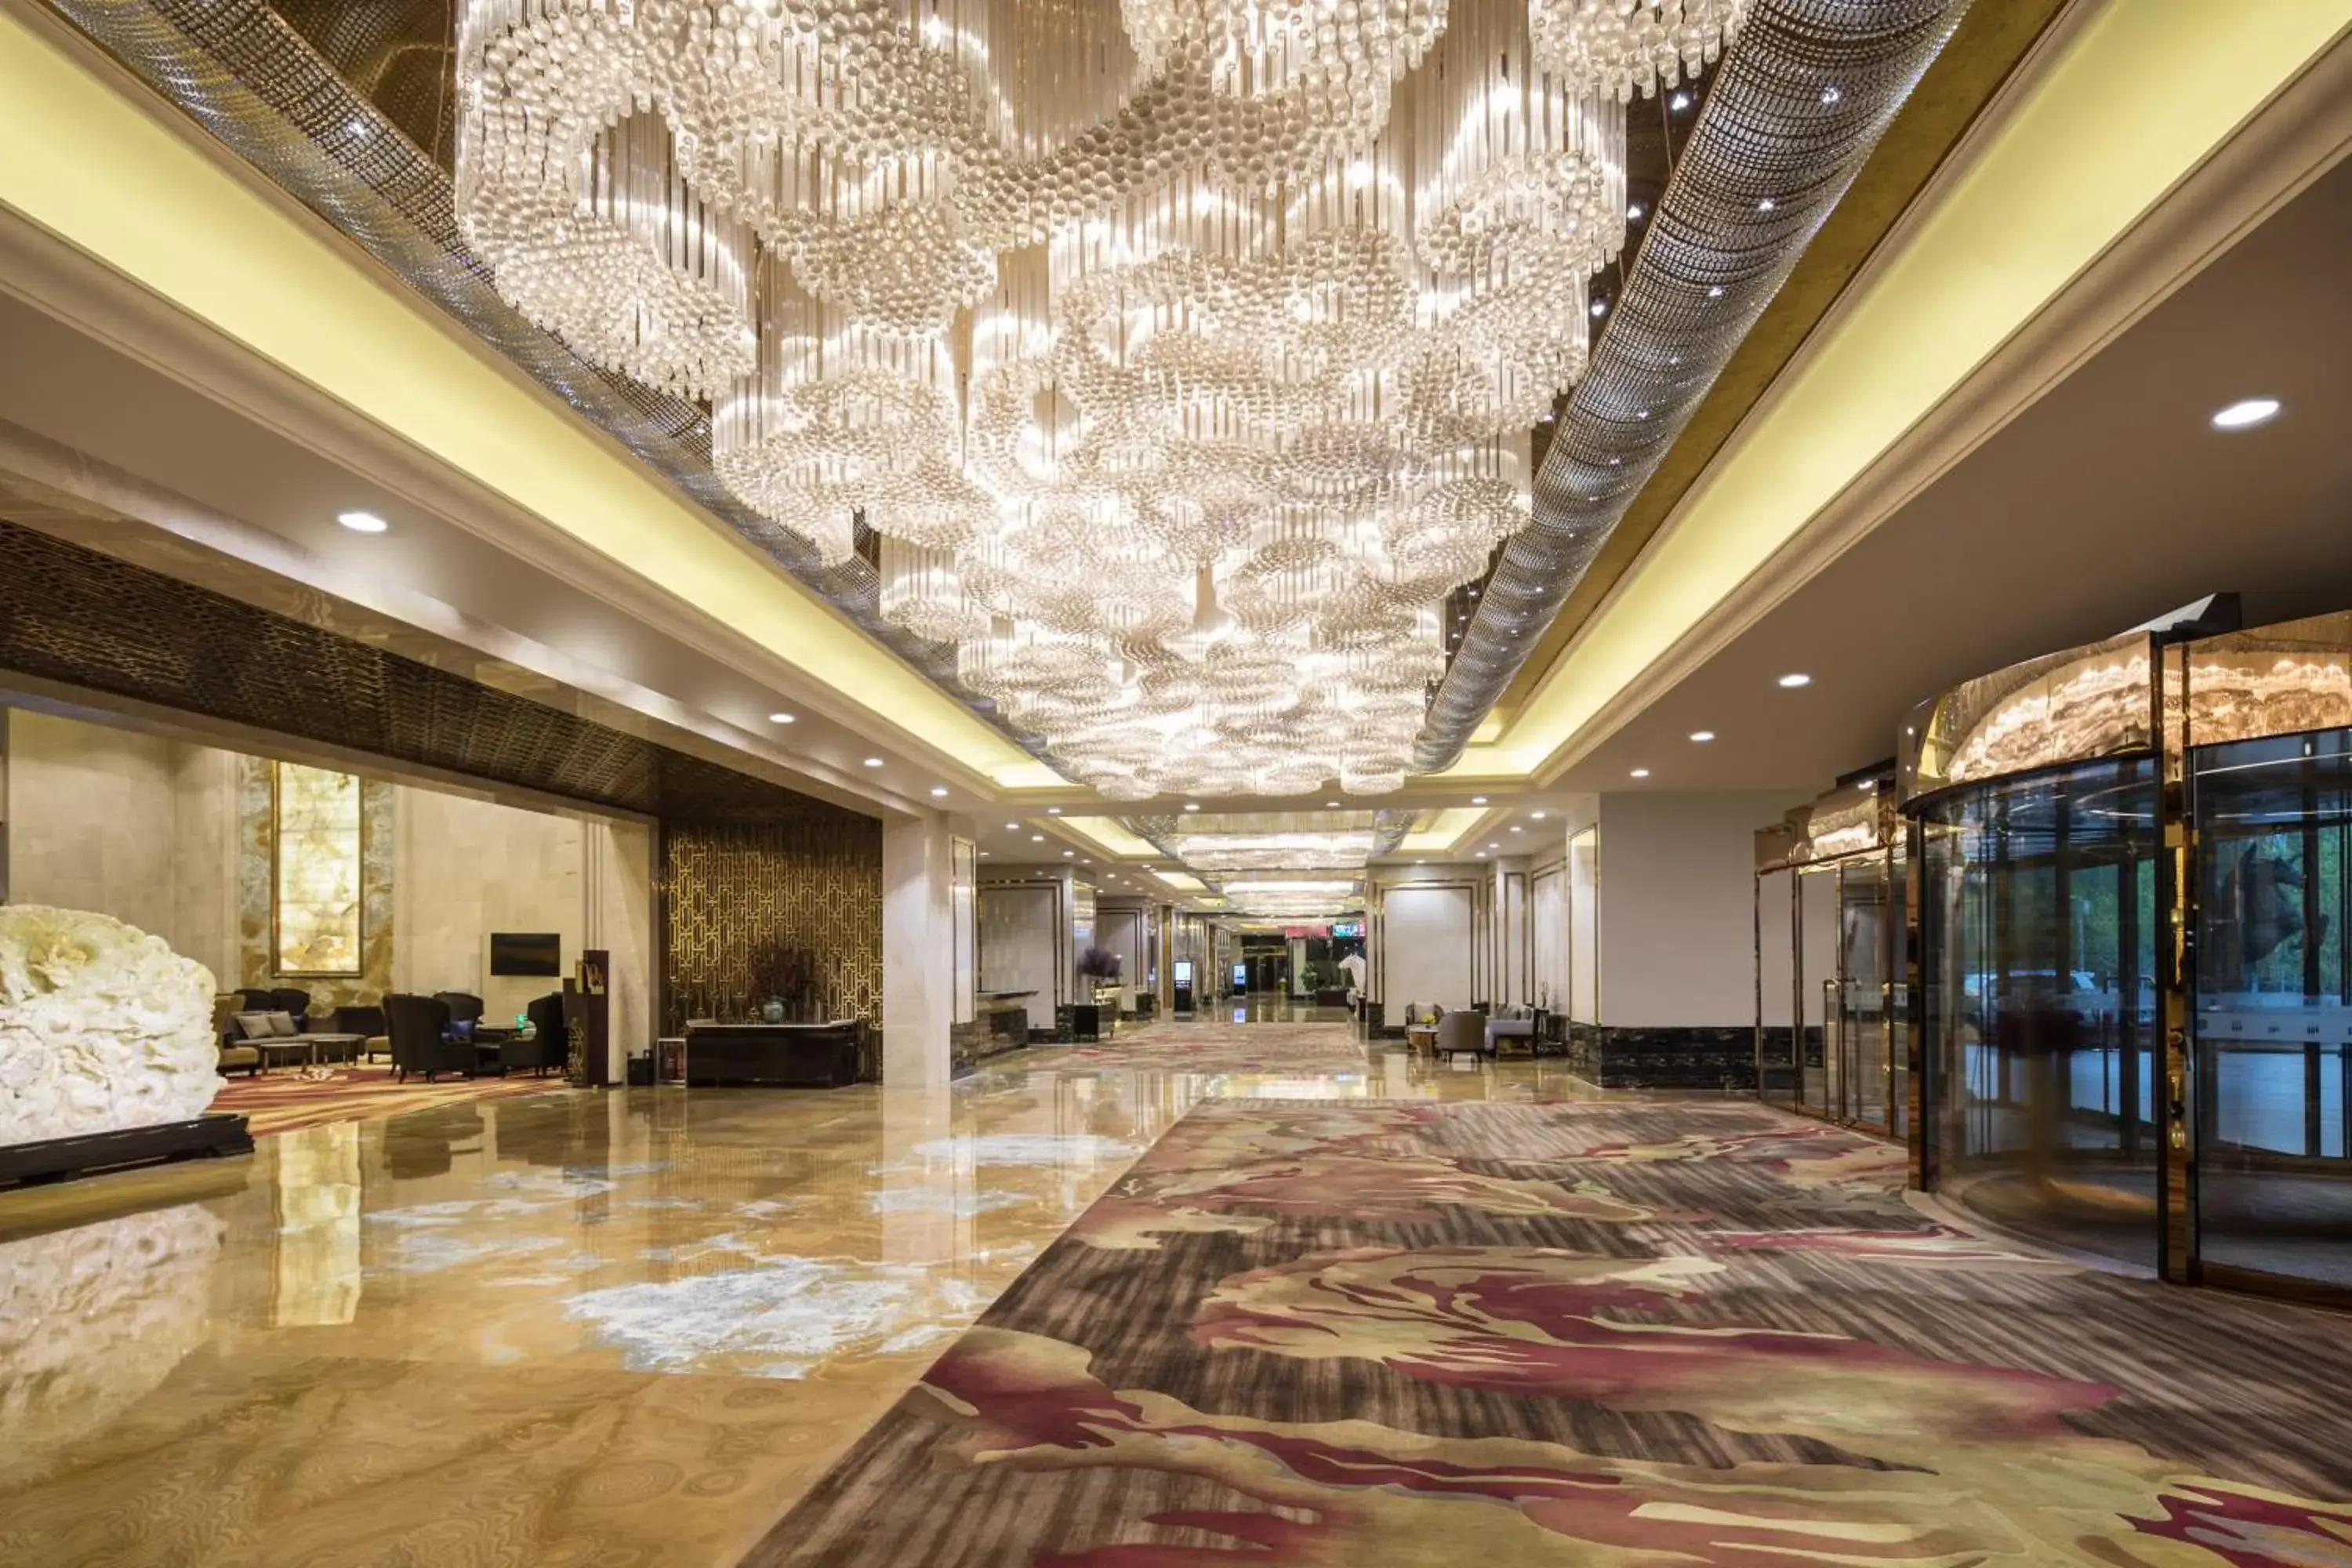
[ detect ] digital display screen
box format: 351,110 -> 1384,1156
1173,960 -> 1193,985
1330,922 -> 1363,939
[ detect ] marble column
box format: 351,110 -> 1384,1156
883,812 -> 971,1089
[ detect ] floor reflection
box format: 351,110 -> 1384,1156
0,1021 -> 1601,1566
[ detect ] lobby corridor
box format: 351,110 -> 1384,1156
0,1021 -> 1574,1566
9,1021 -> 2352,1566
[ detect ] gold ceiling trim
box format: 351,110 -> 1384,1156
1488,0 -> 2067,728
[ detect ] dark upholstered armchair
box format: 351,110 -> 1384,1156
434,992 -> 486,1029
387,993 -> 473,1082
500,993 -> 570,1076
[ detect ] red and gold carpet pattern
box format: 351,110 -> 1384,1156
209,1065 -> 571,1138
1019,1019 -> 1371,1076
750,1099 -> 2352,1566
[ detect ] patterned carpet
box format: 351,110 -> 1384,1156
748,1098 -> 2352,1566
1019,1019 -> 1372,1075
209,1064 -> 571,1138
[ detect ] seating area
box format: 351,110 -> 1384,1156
213,985 -> 569,1081
1392,1001 -> 1554,1059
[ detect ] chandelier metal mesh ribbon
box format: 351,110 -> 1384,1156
456,0 -> 1749,797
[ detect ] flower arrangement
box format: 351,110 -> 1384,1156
1077,946 -> 1123,983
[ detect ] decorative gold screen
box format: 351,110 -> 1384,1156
272,761 -> 364,975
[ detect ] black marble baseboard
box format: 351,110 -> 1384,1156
1568,1025 -> 1759,1091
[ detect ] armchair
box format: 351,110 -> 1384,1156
434,992 -> 486,1029
1434,1010 -> 1488,1057
387,993 -> 474,1082
500,993 -> 570,1076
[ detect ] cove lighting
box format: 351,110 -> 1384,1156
336,510 -> 389,534
767,711 -> 796,724
1689,731 -> 1715,742
1777,673 -> 1812,688
2210,397 -> 2281,430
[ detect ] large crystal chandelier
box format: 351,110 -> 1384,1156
456,0 -> 1739,797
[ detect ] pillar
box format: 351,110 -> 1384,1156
883,812 -> 971,1089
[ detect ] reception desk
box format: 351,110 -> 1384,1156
682,1022 -> 862,1087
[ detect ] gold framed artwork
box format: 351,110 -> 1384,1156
271,760 -> 364,976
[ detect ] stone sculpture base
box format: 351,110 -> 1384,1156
0,1112 -> 254,1190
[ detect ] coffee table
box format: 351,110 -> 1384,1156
255,1034 -> 364,1072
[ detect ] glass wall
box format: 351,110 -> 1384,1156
1798,866 -> 1838,1116
2191,728 -> 2352,1290
1757,867 -> 1795,1106
1917,757 -> 2161,1268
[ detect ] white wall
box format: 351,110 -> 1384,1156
1530,862 -> 1566,1012
3,710 -> 238,988
1597,790 -> 1809,1028
1384,883 -> 1476,1012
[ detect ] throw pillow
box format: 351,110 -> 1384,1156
234,1012 -> 277,1041
447,1019 -> 475,1044
265,1011 -> 299,1036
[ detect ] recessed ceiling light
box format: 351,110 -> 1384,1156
1530,811 -> 1547,820
1630,768 -> 1651,779
930,786 -> 949,797
1777,673 -> 1812,688
2210,397 -> 2281,430
1627,201 -> 1644,220
979,850 -> 991,857
862,757 -> 884,768
1047,806 -> 1062,815
1005,822 -> 1018,829
1031,834 -> 1045,842
336,510 -> 389,534
1670,91 -> 1692,111
1184,802 -> 1200,811
1589,298 -> 1608,317
1509,826 -> 1523,833
1324,800 -> 1340,808
1062,850 -> 1074,858
1689,731 -> 1715,742
1475,851 -> 1487,858
1471,795 -> 1488,804
766,711 -> 796,724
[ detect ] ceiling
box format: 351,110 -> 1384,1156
1,0 -> 2343,907
1558,151 -> 2352,801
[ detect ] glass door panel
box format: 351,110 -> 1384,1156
1916,758 -> 2161,1269
1757,869 -> 1797,1107
1841,856 -> 1891,1129
1798,866 -> 1839,1117
1889,845 -> 1911,1141
2193,730 -> 2352,1291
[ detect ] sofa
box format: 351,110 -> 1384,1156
227,996 -> 365,1067
213,993 -> 260,1076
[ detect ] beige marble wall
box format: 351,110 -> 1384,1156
585,816 -> 655,1074
392,786 -> 586,1025
233,757 -> 394,1011
2,710 -> 239,989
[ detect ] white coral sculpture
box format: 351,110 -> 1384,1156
0,905 -> 220,1145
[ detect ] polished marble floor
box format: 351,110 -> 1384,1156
0,1018 -> 1597,1567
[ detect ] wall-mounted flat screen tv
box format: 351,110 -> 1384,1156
490,932 -> 562,977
